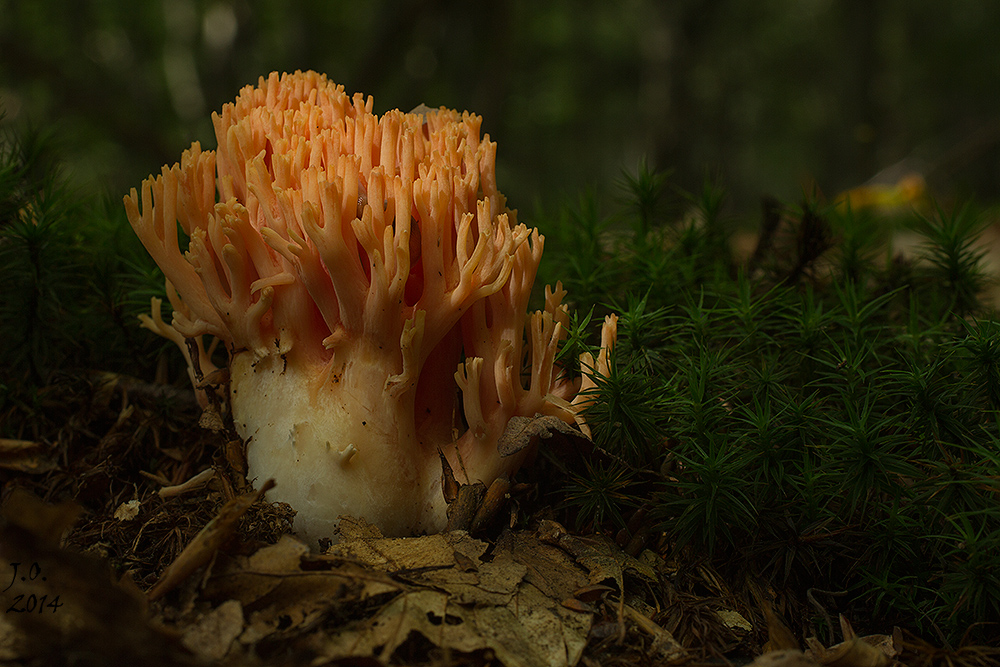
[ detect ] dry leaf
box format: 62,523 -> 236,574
536,519 -> 686,659
571,583 -> 616,603
418,542 -> 525,609
320,586 -> 589,667
203,534 -> 399,645
540,520 -> 658,592
717,608 -> 753,632
323,529 -> 475,571
114,499 -> 141,521
308,526 -> 593,667
335,514 -> 384,541
761,596 -> 800,651
497,414 -> 589,457
0,488 -> 81,547
805,615 -> 894,667
439,448 -> 460,503
204,535 -> 312,606
747,649 -> 821,667
471,475 -> 511,533
0,438 -> 57,474
0,520 -> 188,665
181,599 -> 243,661
193,526 -> 593,665
445,480 -> 486,531
197,404 -> 226,432
147,479 -> 275,601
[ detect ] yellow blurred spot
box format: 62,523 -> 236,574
835,172 -> 927,214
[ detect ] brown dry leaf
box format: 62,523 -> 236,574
537,520 -> 685,661
321,529 -> 529,608
147,479 -> 275,601
113,499 -> 142,521
805,615 -> 895,667
762,597 -> 800,652
445,481 -> 486,531
471,475 -> 512,533
438,448 -> 461,503
202,535 -> 309,606
0,519 -> 190,665
0,489 -> 82,547
497,414 -> 590,457
747,649 -> 822,667
539,519 -> 658,593
717,608 -> 753,633
420,544 -> 526,608
324,527 -> 480,571
203,534 -> 399,645
336,514 -> 385,541
197,403 -> 226,432
181,599 -> 244,662
498,530 -> 589,601
310,527 -> 593,667
0,438 -> 58,474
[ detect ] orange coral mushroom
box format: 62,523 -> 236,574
125,70 -> 613,543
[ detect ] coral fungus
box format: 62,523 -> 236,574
125,70 -> 612,543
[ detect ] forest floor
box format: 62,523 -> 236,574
1,371 -> 996,667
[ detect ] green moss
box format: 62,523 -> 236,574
0,126 -> 173,424
539,162 -> 1000,644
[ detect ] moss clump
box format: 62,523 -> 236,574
0,127 -> 173,423
540,163 -> 1000,646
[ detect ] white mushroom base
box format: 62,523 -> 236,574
231,350 -> 447,545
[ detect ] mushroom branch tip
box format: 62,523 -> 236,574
124,70 -> 616,543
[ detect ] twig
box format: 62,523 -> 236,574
806,588 -> 849,645
157,468 -> 216,499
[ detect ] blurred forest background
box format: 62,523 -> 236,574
1,0 -> 999,219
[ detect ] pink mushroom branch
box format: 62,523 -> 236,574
124,70 -> 616,543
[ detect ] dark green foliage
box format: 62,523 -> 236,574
0,128 -> 84,380
539,162 -> 1000,644
0,127 -> 168,425
911,204 -> 992,318
562,458 -> 637,532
